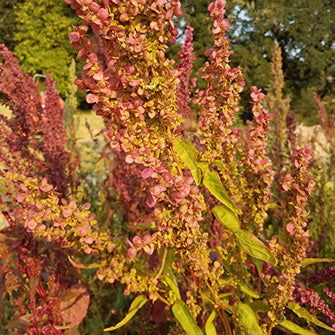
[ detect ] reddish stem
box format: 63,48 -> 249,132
0,196 -> 15,227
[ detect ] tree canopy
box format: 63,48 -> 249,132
0,0 -> 23,51
179,0 -> 335,123
13,0 -> 79,96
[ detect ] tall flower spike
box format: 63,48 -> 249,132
67,0 -> 183,164
314,92 -> 333,145
195,0 -> 245,202
266,145 -> 315,327
42,72 -> 69,198
266,43 -> 291,181
176,23 -> 196,135
67,0 -> 209,299
240,86 -> 273,232
0,45 -> 43,154
286,109 -> 298,155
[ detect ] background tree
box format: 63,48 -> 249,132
0,0 -> 23,51
13,0 -> 80,96
179,0 -> 335,123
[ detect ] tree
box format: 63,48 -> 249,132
231,0 -> 335,123
179,0 -> 335,123
0,0 -> 23,50
14,0 -> 80,96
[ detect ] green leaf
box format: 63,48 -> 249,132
249,301 -> 269,313
279,320 -> 317,334
288,302 -> 335,332
68,257 -> 106,269
301,258 -> 335,268
234,230 -> 276,265
204,311 -> 217,335
234,302 -> 262,335
203,170 -> 242,215
147,76 -> 164,89
197,162 -> 210,174
0,178 -> 8,195
163,248 -> 181,299
252,257 -> 264,278
104,295 -> 148,332
212,206 -> 240,232
239,283 -> 260,299
174,139 -> 201,185
172,300 -> 203,335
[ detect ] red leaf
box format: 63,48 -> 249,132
58,285 -> 90,329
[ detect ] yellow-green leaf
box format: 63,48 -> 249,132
174,139 -> 201,185
234,230 -> 276,265
147,76 -> 164,89
239,283 -> 260,299
279,320 -> 317,334
172,300 -> 203,335
288,302 -> 335,332
249,301 -> 269,313
301,258 -> 335,268
163,248 -> 181,299
204,311 -> 217,335
68,256 -> 106,269
203,170 -> 242,215
234,303 -> 262,335
212,206 -> 240,232
104,295 -> 148,332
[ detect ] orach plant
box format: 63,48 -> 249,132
1,0 -> 335,334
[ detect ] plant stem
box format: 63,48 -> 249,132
156,292 -> 171,306
159,119 -> 184,176
267,320 -> 275,335
154,247 -> 168,282
205,279 -> 233,335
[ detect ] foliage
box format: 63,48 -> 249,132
13,0 -> 80,96
1,0 -> 335,334
179,0 -> 335,123
0,0 -> 23,50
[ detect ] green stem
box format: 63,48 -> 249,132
154,247 -> 168,282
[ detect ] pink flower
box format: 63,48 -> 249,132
132,236 -> 143,247
86,93 -> 99,104
141,168 -> 154,179
127,247 -> 137,258
62,208 -> 73,218
146,194 -> 157,208
286,223 -> 294,235
143,245 -> 154,255
69,31 -> 81,43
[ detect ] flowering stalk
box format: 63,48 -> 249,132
314,92 -> 334,146
195,0 -> 245,202
285,109 -> 298,155
66,0 -> 209,305
0,45 -> 43,166
266,145 -> 315,330
266,43 -> 291,181
240,86 -> 273,232
42,72 -> 69,198
294,286 -> 335,328
175,23 -> 197,134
